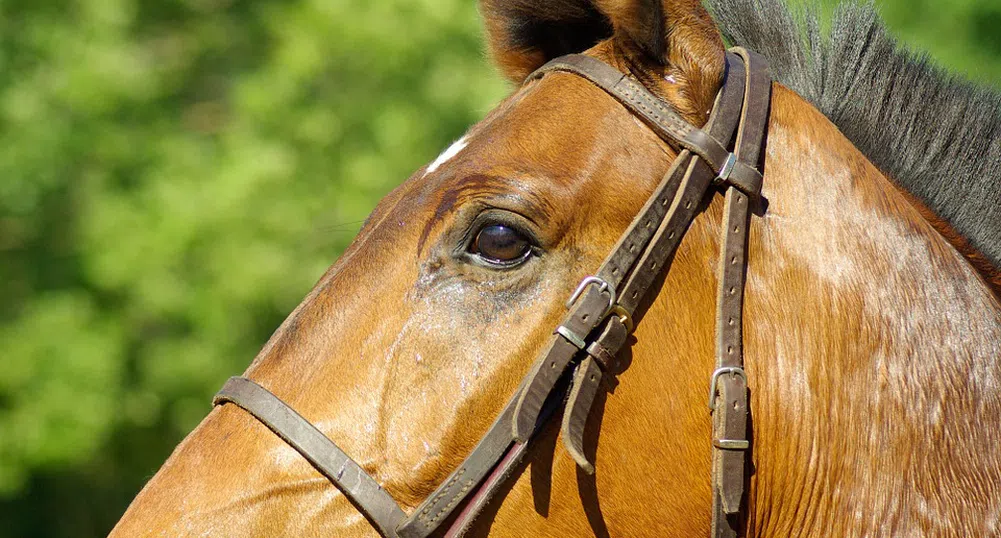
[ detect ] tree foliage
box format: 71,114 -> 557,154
0,0 -> 996,535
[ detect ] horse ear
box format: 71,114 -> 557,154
481,0 -> 725,122
480,0 -> 614,83
596,0 -> 725,122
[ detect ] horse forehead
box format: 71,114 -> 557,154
390,73 -> 661,242
493,75 -> 622,148
430,77 -> 632,186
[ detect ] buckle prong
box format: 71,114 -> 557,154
608,305 -> 633,333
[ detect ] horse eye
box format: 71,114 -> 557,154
471,224 -> 531,265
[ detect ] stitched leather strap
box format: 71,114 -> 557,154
527,55 -> 762,208
401,367 -> 570,538
397,385 -> 522,538
213,377 -> 407,537
442,442 -> 529,538
710,47 -> 771,538
512,289 -> 616,441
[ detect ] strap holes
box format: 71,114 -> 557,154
631,291 -> 638,300
727,345 -> 733,355
644,220 -> 652,229
628,243 -> 636,252
612,267 -> 620,275
590,374 -> 596,382
684,200 -> 692,209
649,261 -> 657,270
661,198 -> 669,207
550,361 -> 556,369
729,287 -> 737,295
668,231 -> 676,239
582,314 -> 589,322
733,226 -> 740,233
728,317 -> 735,326
731,256 -> 738,265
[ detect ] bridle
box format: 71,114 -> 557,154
212,47 -> 771,538
214,46 -> 770,538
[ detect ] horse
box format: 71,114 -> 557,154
110,0 -> 1001,536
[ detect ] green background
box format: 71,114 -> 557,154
0,0 -> 997,535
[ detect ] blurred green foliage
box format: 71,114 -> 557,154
0,0 -> 997,536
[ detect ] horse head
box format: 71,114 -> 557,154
111,0 -> 1001,536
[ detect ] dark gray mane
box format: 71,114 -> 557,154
707,0 -> 1001,268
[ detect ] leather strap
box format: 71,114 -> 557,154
213,377 -> 407,538
442,441 -> 528,538
512,288 -> 616,441
397,385 -> 521,538
526,55 -> 762,207
214,373 -> 568,538
710,48 -> 771,538
401,363 -> 570,538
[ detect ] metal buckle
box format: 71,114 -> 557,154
715,152 -> 737,184
559,277 -> 626,350
707,366 -> 747,410
565,276 -> 616,316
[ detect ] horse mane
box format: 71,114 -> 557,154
706,0 -> 1001,278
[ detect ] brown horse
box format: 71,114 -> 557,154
111,0 -> 1001,536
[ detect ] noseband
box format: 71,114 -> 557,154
213,48 -> 771,538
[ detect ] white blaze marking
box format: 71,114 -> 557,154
424,136 -> 468,177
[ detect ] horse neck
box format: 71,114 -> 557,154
735,84 -> 1001,536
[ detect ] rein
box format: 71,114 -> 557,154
213,48 -> 771,538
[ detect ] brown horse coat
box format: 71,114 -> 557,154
111,0 -> 1001,536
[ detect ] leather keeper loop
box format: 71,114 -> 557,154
585,316 -> 629,373
724,162 -> 763,198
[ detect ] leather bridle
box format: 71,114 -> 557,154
213,47 -> 771,538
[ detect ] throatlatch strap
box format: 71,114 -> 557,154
213,377 -> 406,537
710,48 -> 771,538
